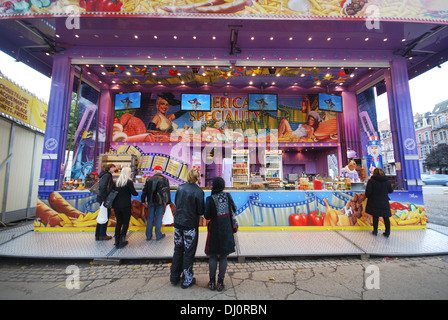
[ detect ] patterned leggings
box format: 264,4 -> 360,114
170,228 -> 199,286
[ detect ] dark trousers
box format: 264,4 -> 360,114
373,216 -> 391,235
114,207 -> 132,241
95,207 -> 111,237
209,254 -> 228,281
170,227 -> 199,286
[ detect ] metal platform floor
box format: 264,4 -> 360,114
0,223 -> 448,260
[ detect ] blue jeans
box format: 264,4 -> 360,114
146,204 -> 164,240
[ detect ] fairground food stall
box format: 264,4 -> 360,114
1,0 -> 447,231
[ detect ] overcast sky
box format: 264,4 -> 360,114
375,61 -> 448,122
0,51 -> 52,102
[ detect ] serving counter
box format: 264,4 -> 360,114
35,188 -> 427,231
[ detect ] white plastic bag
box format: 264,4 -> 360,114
162,204 -> 174,225
97,203 -> 109,224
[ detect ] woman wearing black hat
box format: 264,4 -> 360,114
147,94 -> 187,133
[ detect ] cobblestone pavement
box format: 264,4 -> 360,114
0,255 -> 447,301
0,256 -> 386,283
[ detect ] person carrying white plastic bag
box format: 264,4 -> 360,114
95,164 -> 116,241
97,203 -> 109,224
162,203 -> 174,225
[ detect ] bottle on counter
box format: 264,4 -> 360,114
344,178 -> 351,190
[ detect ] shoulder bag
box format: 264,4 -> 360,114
227,193 -> 238,233
90,182 -> 100,195
103,186 -> 118,209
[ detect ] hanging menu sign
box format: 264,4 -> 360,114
0,74 -> 47,132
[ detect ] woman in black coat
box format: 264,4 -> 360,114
204,177 -> 236,291
112,167 -> 138,248
95,163 -> 116,240
365,168 -> 393,237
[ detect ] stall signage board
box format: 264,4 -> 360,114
113,92 -> 339,144
0,75 -> 47,132
0,0 -> 447,24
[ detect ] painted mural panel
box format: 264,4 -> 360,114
34,190 -> 427,230
357,87 -> 383,176
70,82 -> 99,182
1,0 -> 447,24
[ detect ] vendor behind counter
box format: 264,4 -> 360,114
340,160 -> 360,182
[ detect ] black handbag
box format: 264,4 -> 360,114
103,189 -> 118,209
227,193 -> 238,233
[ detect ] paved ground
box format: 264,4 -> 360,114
0,187 -> 446,306
0,254 -> 447,302
422,189 -> 448,226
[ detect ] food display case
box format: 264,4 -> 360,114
100,153 -> 138,180
264,150 -> 283,181
232,149 -> 250,187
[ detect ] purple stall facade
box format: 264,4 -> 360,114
38,47 -> 420,193
4,15 -> 441,231
39,54 -> 74,193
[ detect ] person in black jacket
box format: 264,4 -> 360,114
170,168 -> 204,289
112,166 -> 138,248
95,163 -> 116,240
141,165 -> 171,241
365,168 -> 393,237
204,177 -> 236,291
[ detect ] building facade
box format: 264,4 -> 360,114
415,112 -> 433,173
430,100 -> 448,147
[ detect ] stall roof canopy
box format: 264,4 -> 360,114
82,64 -> 383,92
0,17 -> 447,87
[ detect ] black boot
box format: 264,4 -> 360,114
208,277 -> 216,290
114,236 -> 120,248
216,278 -> 225,292
119,235 -> 128,248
